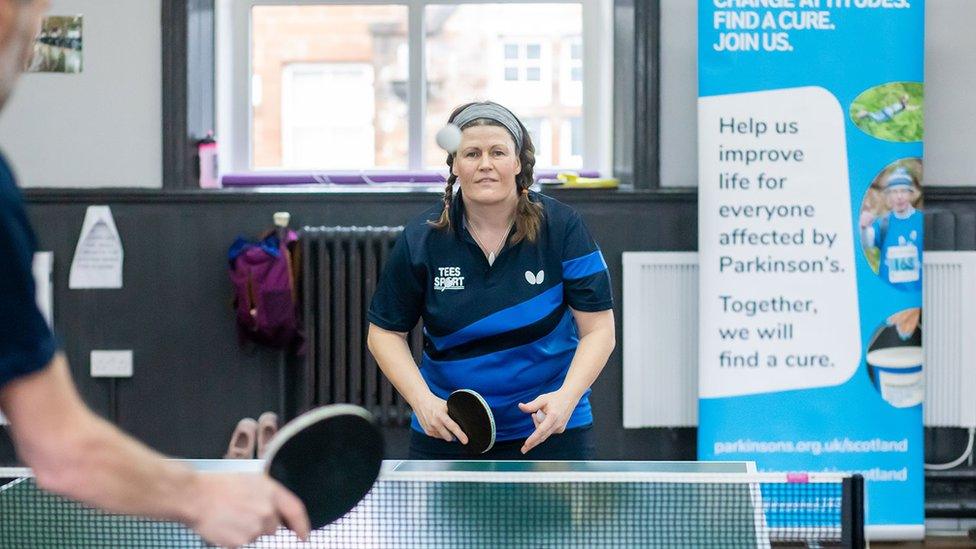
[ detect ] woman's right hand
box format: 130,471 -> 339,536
412,392 -> 468,444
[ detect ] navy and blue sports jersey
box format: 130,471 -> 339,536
368,192 -> 613,441
0,151 -> 57,388
872,209 -> 922,292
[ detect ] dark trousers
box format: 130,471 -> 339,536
409,424 -> 594,460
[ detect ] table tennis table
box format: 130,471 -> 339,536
0,460 -> 862,548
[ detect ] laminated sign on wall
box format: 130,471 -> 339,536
69,205 -> 124,289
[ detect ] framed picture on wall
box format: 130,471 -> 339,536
27,15 -> 83,74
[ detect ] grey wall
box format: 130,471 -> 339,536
659,0 -> 976,187
922,0 -> 976,187
659,0 -> 697,188
0,0 -> 162,188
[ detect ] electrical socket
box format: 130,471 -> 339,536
90,350 -> 133,378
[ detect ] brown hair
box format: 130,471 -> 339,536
429,101 -> 544,244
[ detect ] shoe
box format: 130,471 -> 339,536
256,412 -> 279,459
224,418 -> 258,459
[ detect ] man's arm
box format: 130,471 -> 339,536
0,354 -> 309,547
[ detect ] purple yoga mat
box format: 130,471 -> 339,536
220,170 -> 602,187
222,172 -> 446,187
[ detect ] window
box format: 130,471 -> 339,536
500,42 -> 545,82
561,38 -> 583,106
218,1 -> 613,175
425,3 -> 583,168
493,39 -> 551,104
522,116 -> 553,168
248,5 -> 408,170
560,117 -> 583,169
280,63 -> 377,169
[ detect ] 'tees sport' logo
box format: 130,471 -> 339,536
434,266 -> 465,292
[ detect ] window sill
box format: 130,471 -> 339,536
218,170 -> 606,189
21,185 -> 976,205
21,183 -> 694,205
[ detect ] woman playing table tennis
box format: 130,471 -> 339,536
367,101 -> 615,460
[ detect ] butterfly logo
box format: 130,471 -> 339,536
524,270 -> 545,285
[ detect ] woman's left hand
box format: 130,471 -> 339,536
517,389 -> 582,454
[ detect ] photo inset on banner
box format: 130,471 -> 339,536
850,82 -> 923,142
866,308 -> 922,409
27,15 -> 83,74
858,158 -> 923,292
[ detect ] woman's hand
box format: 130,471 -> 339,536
367,325 -> 467,445
517,389 -> 582,454
413,392 -> 468,444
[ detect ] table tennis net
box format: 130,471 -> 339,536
0,470 -> 864,548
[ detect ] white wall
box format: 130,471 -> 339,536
659,0 -> 697,189
660,0 -> 975,187
922,0 -> 975,186
0,0 -> 161,188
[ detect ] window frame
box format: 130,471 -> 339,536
214,0 -> 614,176
163,0 -> 216,190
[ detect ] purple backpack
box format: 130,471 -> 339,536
228,230 -> 301,348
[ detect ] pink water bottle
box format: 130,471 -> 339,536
198,131 -> 220,188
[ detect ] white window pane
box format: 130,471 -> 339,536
424,3 -> 582,168
523,116 -> 543,147
504,66 -> 519,81
571,43 -> 582,60
560,37 -> 583,107
523,116 -> 554,168
281,64 -> 376,169
290,126 -> 375,168
559,118 -> 583,169
251,5 -> 408,169
570,117 -> 583,156
251,74 -> 263,108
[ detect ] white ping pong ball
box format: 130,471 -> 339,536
436,123 -> 462,153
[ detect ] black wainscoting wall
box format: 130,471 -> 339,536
4,187 -> 973,465
10,188 -> 696,462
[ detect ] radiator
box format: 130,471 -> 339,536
299,226 -> 421,426
622,252 -> 699,428
622,251 -> 976,429
922,252 -> 976,428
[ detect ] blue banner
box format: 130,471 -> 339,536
697,0 -> 924,538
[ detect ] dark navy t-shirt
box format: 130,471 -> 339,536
0,151 -> 57,388
368,192 -> 613,440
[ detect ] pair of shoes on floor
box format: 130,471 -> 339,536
224,411 -> 278,459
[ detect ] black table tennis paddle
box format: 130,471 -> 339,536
447,389 -> 495,454
263,404 -> 384,529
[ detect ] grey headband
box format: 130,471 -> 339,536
451,103 -> 524,153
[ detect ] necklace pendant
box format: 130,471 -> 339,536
487,252 -> 496,266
